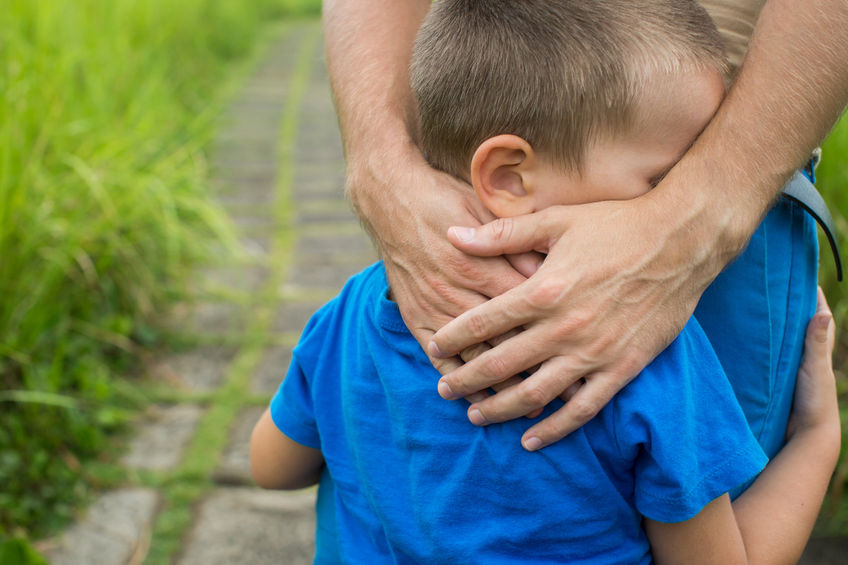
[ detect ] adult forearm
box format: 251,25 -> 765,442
323,0 -> 430,179
652,0 -> 848,264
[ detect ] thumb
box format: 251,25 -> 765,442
807,287 -> 835,351
448,208 -> 566,257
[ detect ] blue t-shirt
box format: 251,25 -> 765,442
271,263 -> 767,564
695,199 -> 818,493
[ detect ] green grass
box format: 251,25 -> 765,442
0,0 -> 320,545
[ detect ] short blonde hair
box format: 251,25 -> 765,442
411,0 -> 726,178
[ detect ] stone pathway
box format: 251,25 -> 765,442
41,21 -> 376,565
37,19 -> 846,565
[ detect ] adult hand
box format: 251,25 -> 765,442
347,141 -> 539,376
430,193 -> 722,450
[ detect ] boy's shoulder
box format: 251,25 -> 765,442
609,316 -> 732,426
595,316 -> 767,522
291,261 -> 399,363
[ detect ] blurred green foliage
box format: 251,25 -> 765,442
0,0 -> 320,540
816,114 -> 848,532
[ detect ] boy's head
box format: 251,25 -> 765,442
411,0 -> 727,217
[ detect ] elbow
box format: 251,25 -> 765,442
249,449 -> 321,491
251,467 -> 321,491
250,463 -> 284,490
248,409 -> 324,490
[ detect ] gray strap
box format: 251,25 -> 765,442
781,170 -> 843,281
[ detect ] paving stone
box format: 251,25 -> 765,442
240,235 -> 272,258
122,405 -> 204,471
217,177 -> 278,202
214,189 -> 276,207
295,248 -> 376,266
287,258 -> 376,292
295,208 -> 359,225
213,406 -> 265,486
185,302 -> 243,334
43,488 -> 158,565
290,180 -> 345,201
210,141 -> 278,165
251,345 -> 293,394
210,158 -> 276,178
297,197 -> 352,213
231,214 -> 276,231
179,488 -> 316,565
214,168 -> 277,188
195,264 -> 270,295
271,301 -> 324,334
151,346 -> 237,392
296,232 -> 375,256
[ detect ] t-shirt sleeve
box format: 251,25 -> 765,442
269,356 -> 321,449
615,319 -> 769,523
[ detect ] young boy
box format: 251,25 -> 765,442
251,1 -> 840,563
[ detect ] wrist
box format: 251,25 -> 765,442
345,125 -> 421,223
646,147 -> 782,285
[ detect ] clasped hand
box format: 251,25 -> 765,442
428,198 -> 704,451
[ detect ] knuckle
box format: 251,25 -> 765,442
518,381 -> 552,408
567,397 -> 601,423
466,311 -> 492,341
460,343 -> 490,363
491,217 -> 514,243
482,353 -> 511,381
526,278 -> 567,311
549,310 -> 594,343
431,356 -> 461,376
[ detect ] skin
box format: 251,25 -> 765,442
646,288 -> 840,565
250,72 -> 841,554
322,0 -> 848,450
424,0 -> 848,449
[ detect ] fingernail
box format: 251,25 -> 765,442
428,341 -> 445,358
469,408 -> 488,426
438,380 -> 454,399
451,226 -> 475,242
523,436 -> 543,451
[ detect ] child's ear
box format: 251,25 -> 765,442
471,135 -> 538,217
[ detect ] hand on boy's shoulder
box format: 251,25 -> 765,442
349,148 -> 531,375
428,197 -> 712,450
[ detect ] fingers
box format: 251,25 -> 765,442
460,342 -> 492,404
447,207 -> 565,257
457,354 -> 589,425
437,329 -> 556,400
519,372 -> 627,451
504,251 -> 545,278
458,330 -> 544,417
808,286 -> 835,350
489,374 -> 545,419
412,327 -> 465,376
429,287 -> 537,358
798,287 -> 835,378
